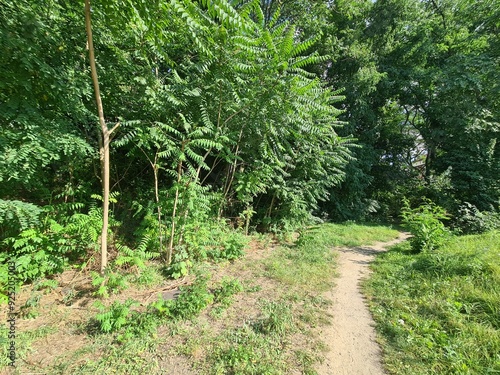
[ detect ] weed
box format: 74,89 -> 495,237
94,299 -> 139,334
213,277 -> 243,307
61,286 -> 78,305
20,292 -> 41,318
58,332 -> 160,374
150,274 -> 214,320
208,231 -> 248,261
91,270 -> 128,298
115,236 -> 159,269
130,264 -> 163,287
245,284 -> 262,293
33,278 -> 58,293
253,300 -> 293,336
3,223 -> 69,284
209,325 -> 284,375
165,246 -> 193,279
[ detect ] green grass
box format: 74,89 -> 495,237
206,300 -> 294,375
304,222 -> 400,248
53,333 -> 161,374
0,324 -> 57,369
264,222 -> 399,291
364,230 -> 500,374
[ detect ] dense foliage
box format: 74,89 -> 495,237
307,0 -> 499,222
1,0 -> 499,297
1,0 -> 353,294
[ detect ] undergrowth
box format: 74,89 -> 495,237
1,222 -> 400,374
197,222 -> 399,374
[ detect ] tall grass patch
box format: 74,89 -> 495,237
365,231 -> 500,374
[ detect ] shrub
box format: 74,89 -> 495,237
2,221 -> 69,283
0,199 -> 43,239
401,198 -> 450,252
452,202 -> 500,234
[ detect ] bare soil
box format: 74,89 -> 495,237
316,233 -> 410,375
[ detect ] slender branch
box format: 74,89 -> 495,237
109,122 -> 120,135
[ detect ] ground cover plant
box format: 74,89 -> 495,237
364,231 -> 500,374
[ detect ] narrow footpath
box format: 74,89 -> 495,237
316,233 -> 410,375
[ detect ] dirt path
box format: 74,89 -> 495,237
316,233 -> 410,375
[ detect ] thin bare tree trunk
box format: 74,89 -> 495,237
167,158 -> 183,265
218,126 -> 245,218
153,153 -> 163,254
85,0 -> 119,274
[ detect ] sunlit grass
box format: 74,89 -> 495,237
265,223 -> 399,291
365,230 -> 500,374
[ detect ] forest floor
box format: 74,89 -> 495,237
316,233 -> 410,375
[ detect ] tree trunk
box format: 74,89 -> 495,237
167,159 -> 183,265
153,154 -> 163,254
424,144 -> 435,185
85,0 -> 118,274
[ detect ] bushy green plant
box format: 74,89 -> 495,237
94,299 -> 139,333
171,219 -> 247,266
0,200 -> 114,302
0,199 -> 43,239
130,266 -> 163,288
453,202 -> 500,234
91,270 -> 128,299
165,246 -> 193,279
115,235 -> 159,269
65,200 -> 119,255
213,277 -> 243,307
401,199 -> 450,252
204,229 -> 248,262
2,221 -> 69,283
0,209 -> 76,304
150,274 -> 213,320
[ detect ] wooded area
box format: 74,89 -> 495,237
1,0 -> 499,295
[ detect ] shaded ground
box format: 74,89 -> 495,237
316,233 -> 410,375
